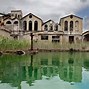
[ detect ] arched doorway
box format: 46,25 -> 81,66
84,34 -> 89,41
69,36 -> 74,43
83,31 -> 89,42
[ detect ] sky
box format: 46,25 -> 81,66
0,0 -> 89,31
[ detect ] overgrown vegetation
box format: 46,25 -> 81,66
0,36 -> 89,51
0,36 -> 30,50
33,41 -> 89,50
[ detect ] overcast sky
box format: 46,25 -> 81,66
0,0 -> 89,31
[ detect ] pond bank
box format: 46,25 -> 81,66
38,48 -> 89,52
0,48 -> 89,55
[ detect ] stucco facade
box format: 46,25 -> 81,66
21,13 -> 43,32
0,10 -> 89,46
0,26 -> 13,39
59,15 -> 83,43
42,20 -> 61,32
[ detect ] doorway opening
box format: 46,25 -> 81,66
69,36 -> 74,43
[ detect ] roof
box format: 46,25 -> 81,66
4,17 -> 20,21
42,19 -> 55,25
11,10 -> 22,12
60,14 -> 83,20
0,26 -> 11,33
82,31 -> 89,36
21,13 -> 43,22
38,31 -> 64,35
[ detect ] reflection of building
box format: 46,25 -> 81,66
59,59 -> 82,82
59,52 -> 83,82
0,10 -> 89,44
0,53 -> 84,89
82,53 -> 89,71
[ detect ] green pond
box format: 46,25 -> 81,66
0,52 -> 89,89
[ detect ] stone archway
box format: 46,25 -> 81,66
82,31 -> 89,42
84,34 -> 89,41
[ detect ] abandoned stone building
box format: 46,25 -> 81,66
0,10 -> 89,44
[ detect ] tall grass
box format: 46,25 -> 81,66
0,36 -> 89,51
0,36 -> 30,50
33,41 -> 89,50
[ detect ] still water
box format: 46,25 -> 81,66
0,52 -> 89,89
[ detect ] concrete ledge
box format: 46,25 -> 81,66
0,48 -> 89,55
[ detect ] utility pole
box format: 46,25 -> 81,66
30,33 -> 34,51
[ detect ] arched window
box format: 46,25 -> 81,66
29,21 -> 32,31
49,24 -> 53,31
34,21 -> 38,31
64,21 -> 68,31
54,24 -> 58,31
44,24 -> 48,31
75,21 -> 79,30
23,21 -> 27,31
70,15 -> 73,19
14,21 -> 18,25
29,14 -> 32,18
6,21 -> 11,24
70,21 -> 73,31
15,14 -> 17,18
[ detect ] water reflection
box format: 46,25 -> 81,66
0,52 -> 89,89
